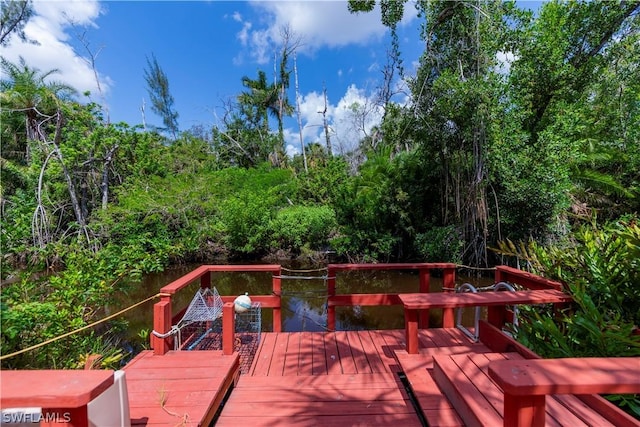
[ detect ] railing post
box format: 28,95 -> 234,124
503,394 -> 546,427
418,268 -> 430,328
200,269 -> 211,289
489,267 -> 509,328
327,265 -> 336,331
152,296 -> 172,355
223,302 -> 236,355
442,266 -> 456,328
405,307 -> 419,354
272,268 -> 282,332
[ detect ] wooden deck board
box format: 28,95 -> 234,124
249,331 -> 276,376
312,332 -> 328,375
299,331 -> 314,376
284,331 -> 301,376
346,331 -> 371,374
335,331 -> 358,374
432,349 -> 621,427
122,329 -> 632,426
216,372 -> 420,427
358,331 -> 388,373
124,350 -> 239,427
324,332 -> 342,375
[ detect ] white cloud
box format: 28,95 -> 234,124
285,84 -> 383,155
232,11 -> 243,23
496,51 -> 516,75
237,21 -> 252,46
1,0 -> 109,98
236,1 -> 406,64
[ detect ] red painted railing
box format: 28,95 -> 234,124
152,264 -> 281,355
152,262 -> 457,355
151,264 -> 568,356
326,263 -> 457,330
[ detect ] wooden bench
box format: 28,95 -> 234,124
398,290 -> 572,354
0,370 -> 115,426
488,357 -> 640,427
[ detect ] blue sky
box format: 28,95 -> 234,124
2,1 -> 542,155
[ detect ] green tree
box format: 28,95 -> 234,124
0,0 -> 33,46
0,57 -> 76,158
143,54 -> 179,139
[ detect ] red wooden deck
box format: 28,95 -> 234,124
213,328 -> 480,426
124,350 -> 239,426
212,328 -> 639,427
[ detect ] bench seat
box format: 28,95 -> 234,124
398,289 -> 572,354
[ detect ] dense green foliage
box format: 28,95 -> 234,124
495,218 -> 640,416
1,0 -> 638,378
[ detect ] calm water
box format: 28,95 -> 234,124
113,263 -> 494,343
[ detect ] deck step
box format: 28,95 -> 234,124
214,373 -> 423,426
432,352 -> 617,427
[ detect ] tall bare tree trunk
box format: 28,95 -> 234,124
293,54 -> 307,172
49,110 -> 90,242
101,145 -> 118,210
322,83 -> 332,156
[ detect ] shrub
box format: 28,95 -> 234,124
269,205 -> 337,252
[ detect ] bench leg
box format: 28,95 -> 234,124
405,308 -> 419,354
503,393 -> 545,427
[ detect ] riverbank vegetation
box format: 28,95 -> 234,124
1,0 -> 639,399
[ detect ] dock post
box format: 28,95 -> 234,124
327,265 -> 336,331
418,268 -> 430,329
273,268 -> 282,332
152,297 -> 172,355
442,266 -> 456,328
223,302 -> 236,355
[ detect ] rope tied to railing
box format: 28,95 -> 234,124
281,266 -> 328,274
273,274 -> 332,281
0,292 -> 164,361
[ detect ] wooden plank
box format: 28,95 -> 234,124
249,331 -> 277,376
495,265 -> 564,291
126,350 -> 239,427
324,332 -> 342,375
130,405 -> 206,425
576,394 -> 640,426
346,331 -> 372,374
433,354 -> 504,427
395,350 -> 464,427
443,326 -> 475,346
335,331 -> 358,374
358,331 -> 388,373
124,367 -> 230,381
215,413 -> 423,426
552,395 -> 617,426
0,370 -> 114,409
217,399 -> 415,417
399,289 -> 571,310
127,390 -> 218,408
312,332 -> 328,375
478,320 -> 541,359
366,330 -> 398,374
226,387 -> 408,403
488,357 -> 640,396
125,378 -> 222,394
121,350 -> 231,369
298,331 -> 314,376
284,331 -> 301,376
234,373 -> 403,389
497,353 -> 596,427
267,332 -> 290,376
328,262 -> 456,271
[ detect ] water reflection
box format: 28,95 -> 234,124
114,264 -> 495,345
